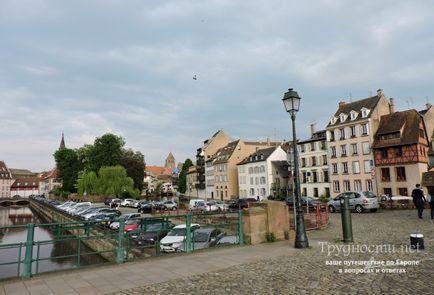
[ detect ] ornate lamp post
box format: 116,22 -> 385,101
282,88 -> 309,249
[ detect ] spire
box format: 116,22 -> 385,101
59,132 -> 65,149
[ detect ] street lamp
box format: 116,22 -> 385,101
282,88 -> 309,249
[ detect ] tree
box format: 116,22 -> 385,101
95,165 -> 138,198
178,158 -> 193,193
54,148 -> 83,193
120,148 -> 145,192
76,144 -> 94,171
77,171 -> 98,195
88,133 -> 125,173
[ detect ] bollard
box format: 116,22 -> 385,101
410,234 -> 424,250
340,196 -> 353,243
238,210 -> 244,246
116,217 -> 125,264
185,214 -> 192,253
21,223 -> 35,278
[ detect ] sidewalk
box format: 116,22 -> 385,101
0,241 -> 298,295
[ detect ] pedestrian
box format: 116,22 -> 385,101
427,187 -> 434,220
411,184 -> 426,219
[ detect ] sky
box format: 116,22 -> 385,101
1,0 -> 434,172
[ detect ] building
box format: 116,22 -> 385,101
186,166 -> 198,197
237,146 -> 288,200
298,126 -> 330,198
144,153 -> 177,195
39,168 -> 62,197
10,177 -> 40,197
0,161 -> 13,198
326,89 -> 394,197
195,129 -> 232,199
9,169 -> 36,179
419,103 -> 434,168
372,110 -> 429,196
213,139 -> 279,201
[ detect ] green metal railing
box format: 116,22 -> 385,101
0,205 -> 244,280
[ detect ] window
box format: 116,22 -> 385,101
250,177 -> 254,185
248,167 -> 253,174
301,158 -> 306,167
381,168 -> 390,182
341,145 -> 347,157
332,163 -> 338,174
301,171 -> 307,183
361,108 -> 370,118
343,180 -> 351,191
333,181 -> 340,193
249,188 -> 255,196
322,155 -> 328,165
364,160 -> 371,173
321,141 -> 326,150
361,124 -> 368,135
300,144 -> 305,152
398,188 -> 408,196
340,114 -> 347,123
351,143 -> 358,155
396,167 -> 406,181
313,188 -> 319,197
260,177 -> 266,184
362,142 -> 370,154
329,130 -> 335,142
340,128 -> 345,140
331,147 -> 337,158
323,170 -> 329,182
383,188 -> 392,197
366,180 -> 373,191
352,161 -> 360,174
260,166 -> 265,173
255,177 -> 259,185
381,149 -> 388,159
312,156 -> 317,166
260,188 -> 266,196
354,180 -> 362,191
350,126 -> 356,137
310,142 -> 315,151
312,171 -> 318,183
342,162 -> 349,174
395,147 -> 402,157
254,167 -> 259,173
350,111 -> 358,120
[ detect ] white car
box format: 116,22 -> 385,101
121,199 -> 135,207
160,224 -> 200,252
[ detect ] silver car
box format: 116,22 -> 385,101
328,191 -> 379,213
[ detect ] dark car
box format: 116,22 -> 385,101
104,198 -> 115,205
228,198 -> 257,211
129,221 -> 175,245
286,196 -> 321,207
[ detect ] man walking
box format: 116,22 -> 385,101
411,184 -> 426,219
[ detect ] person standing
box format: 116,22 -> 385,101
411,184 -> 426,219
427,187 -> 434,220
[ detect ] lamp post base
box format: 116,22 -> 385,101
295,240 -> 309,249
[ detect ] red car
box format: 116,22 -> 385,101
124,219 -> 140,233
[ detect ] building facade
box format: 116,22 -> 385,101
298,128 -> 330,198
326,89 -> 394,197
0,161 -> 13,198
10,177 -> 40,197
372,110 -> 429,196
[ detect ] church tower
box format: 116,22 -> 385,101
59,132 -> 66,149
165,152 -> 175,170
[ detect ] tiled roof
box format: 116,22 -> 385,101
372,110 -> 425,149
214,140 -> 240,164
298,130 -> 327,144
0,161 -> 12,179
145,166 -> 173,177
238,147 -> 278,165
11,177 -> 39,189
327,95 -> 381,127
9,168 -> 36,178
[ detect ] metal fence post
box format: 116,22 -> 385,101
116,217 -> 125,264
340,196 -> 353,243
185,214 -> 192,253
238,210 -> 244,246
21,223 -> 35,278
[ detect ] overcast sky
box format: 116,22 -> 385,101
1,0 -> 433,172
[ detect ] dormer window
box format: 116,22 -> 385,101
339,113 -> 347,123
350,111 -> 358,120
330,116 -> 337,125
361,108 -> 370,118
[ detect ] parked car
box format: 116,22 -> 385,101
121,198 -> 135,207
180,227 -> 225,251
124,218 -> 141,233
286,196 -> 321,207
195,201 -> 219,213
104,198 -> 114,205
138,202 -> 154,213
129,221 -> 176,245
214,200 -> 229,212
189,199 -> 205,210
160,223 -> 200,252
82,208 -> 121,220
110,213 -> 141,230
109,198 -> 122,208
88,213 -> 118,226
328,191 -> 379,213
217,235 -> 240,245
163,200 -> 178,211
228,198 -> 257,211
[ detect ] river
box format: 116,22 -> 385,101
0,205 -> 106,279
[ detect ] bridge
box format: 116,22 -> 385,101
0,198 -> 30,206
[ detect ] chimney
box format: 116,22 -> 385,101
266,138 -> 270,145
310,123 -> 316,137
338,101 -> 346,107
377,89 -> 384,97
389,98 -> 395,113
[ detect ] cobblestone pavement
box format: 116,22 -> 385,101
111,209 -> 434,295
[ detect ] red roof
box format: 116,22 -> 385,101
145,166 -> 172,176
11,177 -> 39,189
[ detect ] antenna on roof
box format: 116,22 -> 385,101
349,92 -> 352,102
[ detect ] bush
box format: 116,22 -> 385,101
265,232 -> 276,243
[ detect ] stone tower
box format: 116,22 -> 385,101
165,152 -> 175,170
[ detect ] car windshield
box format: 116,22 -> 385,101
168,228 -> 186,236
363,192 -> 377,198
193,232 -> 209,243
125,219 -> 139,225
147,224 -> 165,231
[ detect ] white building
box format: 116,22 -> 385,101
0,161 -> 13,198
237,146 -> 288,200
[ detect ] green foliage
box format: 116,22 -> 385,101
77,171 -> 98,195
265,232 -> 277,243
88,133 -> 125,172
178,158 -> 194,193
54,148 -> 83,193
120,148 -> 145,191
76,144 -> 94,171
95,165 -> 135,197
318,194 -> 330,203
50,188 -> 69,198
155,182 -> 163,196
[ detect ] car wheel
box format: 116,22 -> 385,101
328,205 -> 335,213
172,207 -> 177,211
370,208 -> 378,213
355,205 -> 363,213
